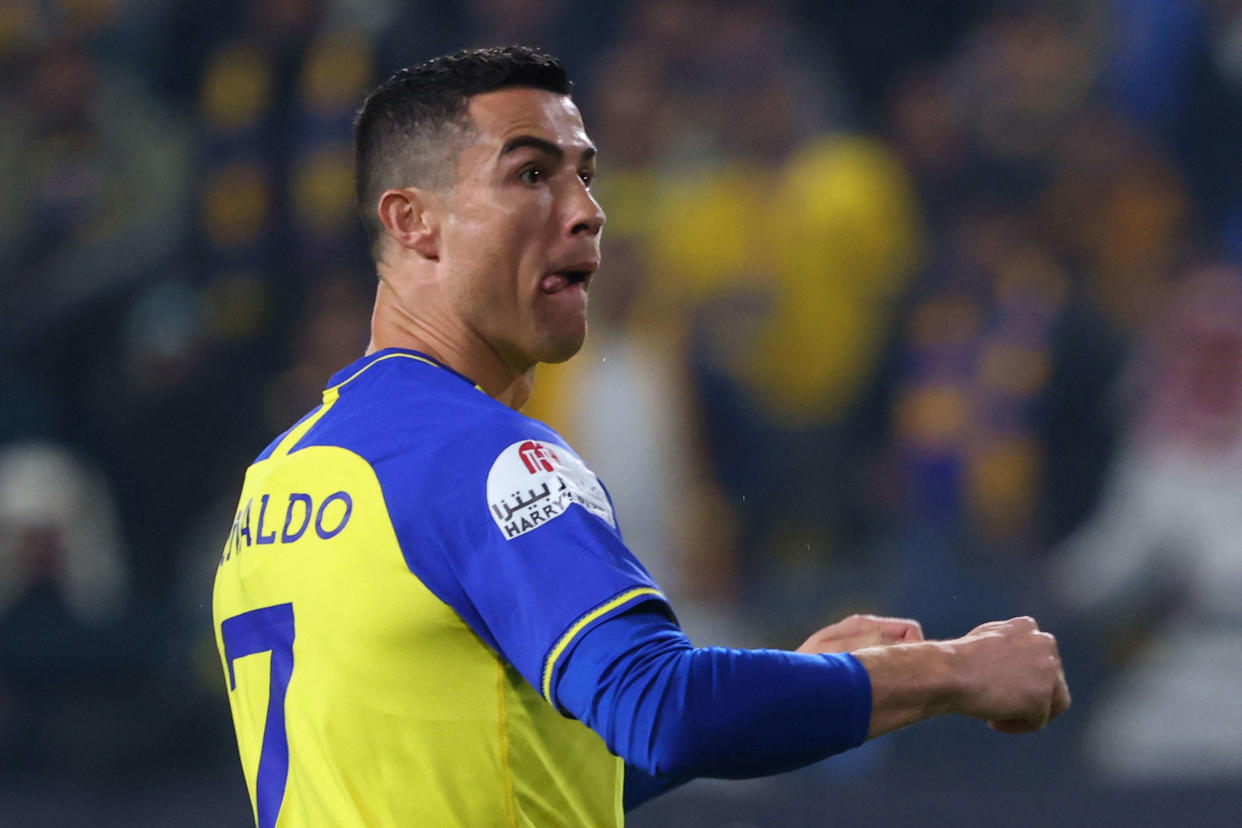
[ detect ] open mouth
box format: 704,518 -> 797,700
541,268 -> 594,294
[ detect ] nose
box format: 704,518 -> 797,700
568,185 -> 606,237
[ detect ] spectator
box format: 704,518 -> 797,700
1053,265 -> 1242,781
0,441 -> 149,776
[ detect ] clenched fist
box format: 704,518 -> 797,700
950,616 -> 1071,733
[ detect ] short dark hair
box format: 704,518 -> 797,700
354,45 -> 572,260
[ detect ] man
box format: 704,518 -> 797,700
213,46 -> 1069,827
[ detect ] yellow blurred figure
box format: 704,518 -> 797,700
648,135 -> 921,426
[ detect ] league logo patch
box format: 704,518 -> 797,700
487,439 -> 616,539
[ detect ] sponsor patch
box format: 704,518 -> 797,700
486,439 -> 615,539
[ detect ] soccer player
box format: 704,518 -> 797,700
213,46 -> 1070,827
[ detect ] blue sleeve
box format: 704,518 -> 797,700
621,762 -> 688,813
374,416 -> 670,703
555,605 -> 872,800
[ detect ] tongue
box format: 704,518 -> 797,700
541,273 -> 569,294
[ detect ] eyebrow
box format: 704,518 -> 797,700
499,134 -> 597,163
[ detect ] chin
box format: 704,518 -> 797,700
536,324 -> 589,365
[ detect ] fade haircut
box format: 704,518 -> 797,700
354,45 -> 572,260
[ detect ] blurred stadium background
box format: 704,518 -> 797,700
2,0 -> 1242,824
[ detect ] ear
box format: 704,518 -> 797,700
376,187 -> 440,260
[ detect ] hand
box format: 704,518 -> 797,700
950,616 -> 1071,733
796,613 -> 924,654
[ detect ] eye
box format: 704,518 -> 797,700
579,170 -> 594,187
519,165 -> 544,185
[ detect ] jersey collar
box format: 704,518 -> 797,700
325,348 -> 481,391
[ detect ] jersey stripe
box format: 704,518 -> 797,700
495,660 -> 518,828
268,353 -> 454,459
269,392 -> 340,459
327,351 -> 444,391
541,587 -> 665,704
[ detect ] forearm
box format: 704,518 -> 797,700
849,641 -> 958,739
556,607 -> 872,781
630,645 -> 871,778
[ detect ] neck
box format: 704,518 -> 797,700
366,277 -> 535,410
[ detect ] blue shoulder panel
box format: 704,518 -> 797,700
287,349 -> 669,701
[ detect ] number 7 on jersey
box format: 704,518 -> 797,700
221,603 -> 296,828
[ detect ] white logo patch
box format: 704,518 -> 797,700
486,439 -> 615,539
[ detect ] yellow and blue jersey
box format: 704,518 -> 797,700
212,348 -> 668,827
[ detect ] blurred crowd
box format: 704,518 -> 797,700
3,0 -> 1242,799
